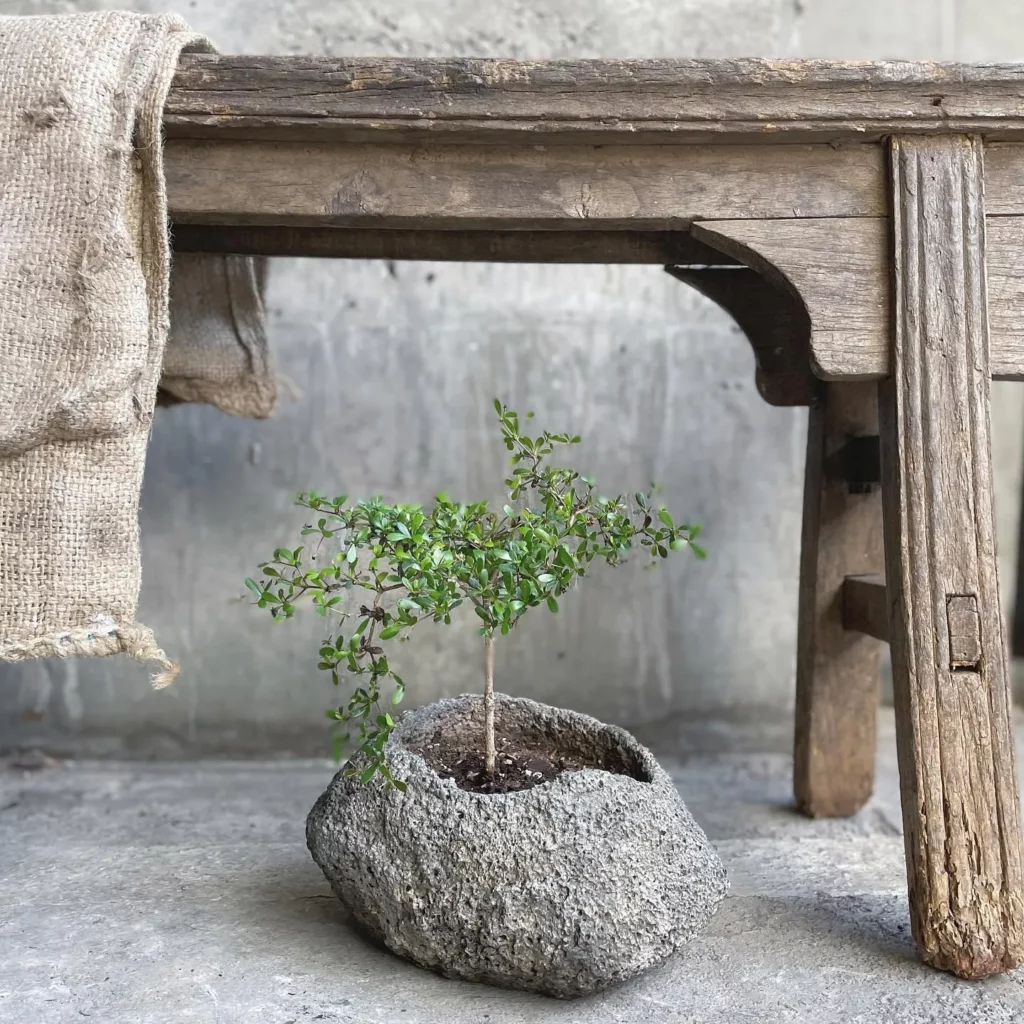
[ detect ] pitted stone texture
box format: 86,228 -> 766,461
306,694 -> 728,998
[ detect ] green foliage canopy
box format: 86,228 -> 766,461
247,402 -> 704,789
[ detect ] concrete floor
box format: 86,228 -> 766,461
3,712 -> 1024,1024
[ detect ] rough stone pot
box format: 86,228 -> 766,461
306,694 -> 728,998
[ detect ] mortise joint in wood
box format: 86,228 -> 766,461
825,435 -> 881,493
841,573 -> 889,643
946,594 -> 983,671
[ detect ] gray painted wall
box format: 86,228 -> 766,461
1,0 -> 1021,757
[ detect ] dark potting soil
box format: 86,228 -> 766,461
417,733 -> 628,795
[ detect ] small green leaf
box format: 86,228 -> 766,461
546,596 -> 559,614
658,508 -> 674,528
244,578 -> 262,597
360,765 -> 377,784
379,625 -> 401,640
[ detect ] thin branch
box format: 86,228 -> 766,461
484,634 -> 496,775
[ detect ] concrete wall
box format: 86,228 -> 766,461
0,0 -> 1021,757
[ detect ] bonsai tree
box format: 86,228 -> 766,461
246,401 -> 704,790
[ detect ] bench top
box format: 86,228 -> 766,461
167,55 -> 1024,144
165,56 -> 1024,386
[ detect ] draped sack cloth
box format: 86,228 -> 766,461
0,12 -> 274,686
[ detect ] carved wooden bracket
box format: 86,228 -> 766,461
665,264 -> 818,408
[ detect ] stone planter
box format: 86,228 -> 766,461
306,694 -> 728,998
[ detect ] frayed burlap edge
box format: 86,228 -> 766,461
0,624 -> 178,688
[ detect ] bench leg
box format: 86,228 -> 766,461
881,134 -> 1024,978
794,381 -> 884,817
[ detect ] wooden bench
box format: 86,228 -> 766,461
165,55 -> 1024,979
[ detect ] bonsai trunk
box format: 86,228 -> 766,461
484,634 -> 495,774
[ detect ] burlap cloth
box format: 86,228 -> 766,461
0,12 -> 275,687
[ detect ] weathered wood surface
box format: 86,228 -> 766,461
166,55 -> 1024,144
881,134 -> 1024,978
794,384 -> 885,818
665,266 -> 816,406
164,140 -> 885,229
169,225 -> 1024,382
693,217 -> 1024,381
164,133 -> 1024,382
841,573 -> 889,642
985,217 -> 1024,376
981,143 -> 1024,213
170,225 -> 739,265
691,218 -> 889,381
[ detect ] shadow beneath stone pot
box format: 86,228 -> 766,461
238,858 -> 620,1011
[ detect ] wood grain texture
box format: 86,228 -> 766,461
946,596 -> 983,670
691,219 -> 891,381
794,384 -> 885,818
164,139 -> 884,230
170,225 -> 740,265
841,574 -> 889,642
665,266 -> 816,407
694,217 -> 1024,381
982,143 -> 1024,214
166,55 -> 1024,144
881,134 -> 1024,978
984,216 -> 1024,379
